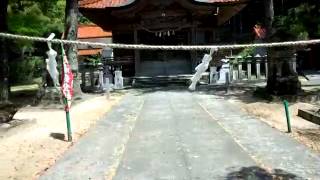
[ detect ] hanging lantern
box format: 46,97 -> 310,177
168,31 -> 170,36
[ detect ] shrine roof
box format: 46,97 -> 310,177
78,25 -> 111,56
79,0 -> 246,9
78,49 -> 103,56
78,24 -> 112,38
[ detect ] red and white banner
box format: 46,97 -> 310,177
61,46 -> 74,111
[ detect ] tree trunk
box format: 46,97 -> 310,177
65,0 -> 82,96
0,0 -> 9,103
265,0 -> 301,95
264,0 -> 274,38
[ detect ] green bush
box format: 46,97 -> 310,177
10,56 -> 43,84
237,47 -> 256,58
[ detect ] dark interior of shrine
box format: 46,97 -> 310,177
139,29 -> 192,76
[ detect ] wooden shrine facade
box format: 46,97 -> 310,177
79,0 -> 250,77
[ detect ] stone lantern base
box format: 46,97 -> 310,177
266,48 -> 302,95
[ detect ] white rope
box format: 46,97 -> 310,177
1,32 -> 320,51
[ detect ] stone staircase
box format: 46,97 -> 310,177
132,73 -> 210,87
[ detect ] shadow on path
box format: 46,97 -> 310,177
50,133 -> 66,141
226,166 -> 303,180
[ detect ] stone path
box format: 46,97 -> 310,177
41,88 -> 320,180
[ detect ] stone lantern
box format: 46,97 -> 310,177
266,31 -> 302,95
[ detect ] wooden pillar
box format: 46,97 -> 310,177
134,29 -> 140,76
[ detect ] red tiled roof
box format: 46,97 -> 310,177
79,0 -> 131,8
78,25 -> 112,38
79,48 -> 103,56
79,0 -> 245,9
78,25 -> 111,56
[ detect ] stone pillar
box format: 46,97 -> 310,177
209,66 -> 217,84
292,55 -> 297,73
81,71 -> 86,88
255,55 -> 261,80
237,56 -> 243,80
228,57 -> 233,82
98,64 -> 104,91
246,56 -> 252,80
90,69 -> 95,89
267,47 -> 301,95
264,55 -> 268,78
230,57 -> 238,81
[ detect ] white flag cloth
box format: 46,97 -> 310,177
189,54 -> 213,91
46,49 -> 60,87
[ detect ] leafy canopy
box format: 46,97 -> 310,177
8,0 -> 66,36
274,2 -> 320,40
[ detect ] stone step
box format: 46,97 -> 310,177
132,74 -> 209,87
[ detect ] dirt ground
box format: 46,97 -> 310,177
229,96 -> 320,153
0,93 -> 124,180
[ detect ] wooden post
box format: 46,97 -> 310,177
134,29 -> 140,76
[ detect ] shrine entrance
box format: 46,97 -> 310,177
138,30 -> 191,76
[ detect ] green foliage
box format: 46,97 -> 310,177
86,55 -> 102,66
78,14 -> 92,24
8,0 -> 65,36
9,56 -> 43,84
6,0 -> 66,85
237,47 -> 256,57
274,3 -> 320,39
9,5 -> 46,35
7,0 -> 65,49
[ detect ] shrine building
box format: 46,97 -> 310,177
79,0 -> 251,77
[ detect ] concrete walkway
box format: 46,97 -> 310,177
41,88 -> 320,180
